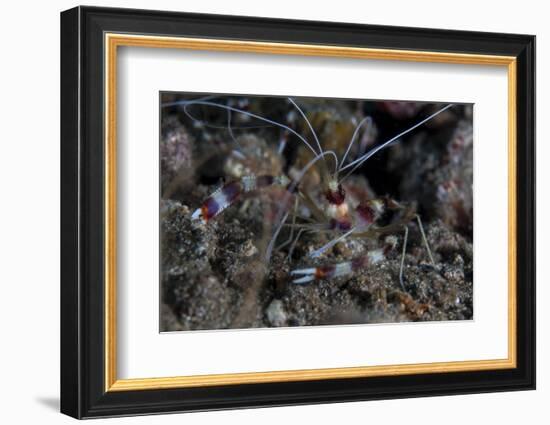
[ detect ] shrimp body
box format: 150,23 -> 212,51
324,180 -> 386,233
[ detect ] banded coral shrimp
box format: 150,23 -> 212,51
162,94 -> 457,294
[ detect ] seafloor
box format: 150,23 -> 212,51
160,95 -> 473,331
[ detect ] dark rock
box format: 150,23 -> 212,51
160,115 -> 193,197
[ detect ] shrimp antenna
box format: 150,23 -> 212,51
164,95 -> 268,130
338,104 -> 453,182
171,99 -> 320,157
162,94 -> 218,107
289,150 -> 339,193
339,115 -> 373,172
287,98 -> 323,155
227,109 -> 245,156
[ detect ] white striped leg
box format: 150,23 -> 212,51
290,246 -> 388,284
191,175 -> 290,224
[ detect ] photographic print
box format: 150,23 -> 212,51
160,93 -> 473,331
61,8 -> 535,417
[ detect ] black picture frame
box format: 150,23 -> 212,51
61,5 -> 535,419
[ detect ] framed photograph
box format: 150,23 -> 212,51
60,6 -> 535,419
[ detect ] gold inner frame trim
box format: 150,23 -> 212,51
104,33 -> 518,392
